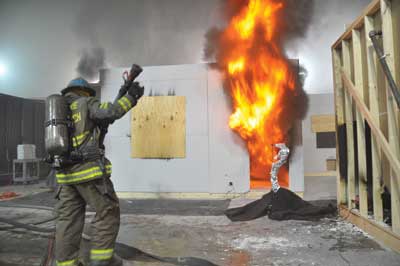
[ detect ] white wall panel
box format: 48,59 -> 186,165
101,64 -> 304,193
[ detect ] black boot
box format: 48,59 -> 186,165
109,255 -> 123,266
89,254 -> 123,266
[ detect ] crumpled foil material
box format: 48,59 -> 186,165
270,143 -> 290,193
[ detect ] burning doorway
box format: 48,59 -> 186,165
205,0 -> 308,190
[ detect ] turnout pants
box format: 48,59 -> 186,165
55,178 -> 120,266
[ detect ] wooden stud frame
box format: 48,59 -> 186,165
332,0 -> 400,251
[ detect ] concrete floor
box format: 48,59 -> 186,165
118,214 -> 400,266
1,200 -> 400,265
0,179 -> 400,266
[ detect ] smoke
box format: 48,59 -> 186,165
204,0 -> 314,121
281,0 -> 315,43
73,0 -> 105,82
76,47 -> 105,81
204,0 -> 315,63
69,0 -> 221,82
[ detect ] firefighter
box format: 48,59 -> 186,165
54,77 -> 144,266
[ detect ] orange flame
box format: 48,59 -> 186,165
219,0 -> 298,189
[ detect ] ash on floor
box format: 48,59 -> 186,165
117,215 -> 399,266
1,196 -> 400,266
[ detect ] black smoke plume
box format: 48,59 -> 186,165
204,0 -> 315,63
203,0 -> 314,122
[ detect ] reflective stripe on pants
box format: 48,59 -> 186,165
90,248 -> 114,261
56,258 -> 78,266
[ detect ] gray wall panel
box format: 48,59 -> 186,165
0,94 -> 45,176
303,93 -> 336,173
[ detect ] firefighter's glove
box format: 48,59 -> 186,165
128,82 -> 145,100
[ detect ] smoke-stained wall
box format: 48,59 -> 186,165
0,0 -> 371,98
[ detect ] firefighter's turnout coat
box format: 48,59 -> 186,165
55,92 -> 137,266
55,93 -> 136,184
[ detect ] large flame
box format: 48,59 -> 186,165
217,0 -> 298,189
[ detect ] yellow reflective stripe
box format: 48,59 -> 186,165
91,248 -> 114,255
57,168 -> 102,180
91,255 -> 113,260
72,112 -> 81,123
57,169 -> 112,184
121,96 -> 132,109
72,131 -> 90,147
56,168 -> 112,180
70,101 -> 78,110
75,131 -> 90,140
118,99 -> 129,112
117,99 -> 129,112
91,249 -> 114,260
57,259 -> 77,266
56,165 -> 112,178
100,102 -> 110,109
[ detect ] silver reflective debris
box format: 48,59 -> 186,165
270,143 -> 290,193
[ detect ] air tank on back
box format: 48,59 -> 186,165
45,94 -> 70,162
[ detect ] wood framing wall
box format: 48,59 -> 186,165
332,0 -> 400,252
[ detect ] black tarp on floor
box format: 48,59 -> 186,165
225,188 -> 336,222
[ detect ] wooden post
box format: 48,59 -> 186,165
381,0 -> 400,234
365,15 -> 384,222
333,48 -> 347,205
342,40 -> 356,210
352,29 -> 369,217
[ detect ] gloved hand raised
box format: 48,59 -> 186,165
128,82 -> 145,100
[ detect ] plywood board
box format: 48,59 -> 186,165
311,115 -> 336,133
326,159 -> 337,171
131,96 -> 186,158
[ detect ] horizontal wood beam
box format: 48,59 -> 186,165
332,0 -> 381,49
304,171 -> 336,177
339,205 -> 400,253
341,70 -> 400,180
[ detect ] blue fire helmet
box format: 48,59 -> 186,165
61,78 -> 96,96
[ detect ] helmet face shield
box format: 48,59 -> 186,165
61,78 -> 96,96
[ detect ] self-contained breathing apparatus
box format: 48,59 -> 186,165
44,78 -> 95,168
44,94 -> 72,168
44,93 -> 101,168
44,65 -> 143,170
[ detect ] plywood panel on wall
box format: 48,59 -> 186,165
311,114 -> 336,133
131,96 -> 186,158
